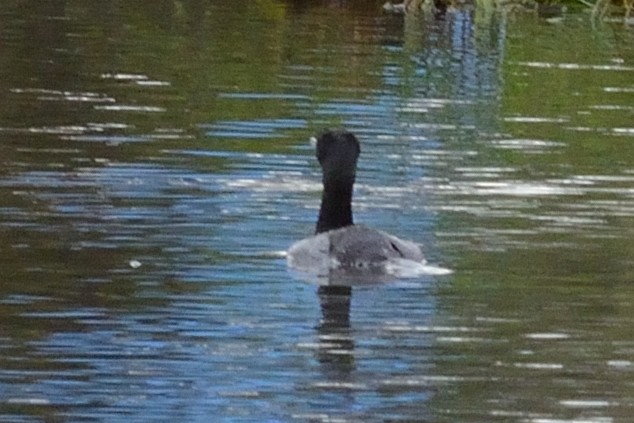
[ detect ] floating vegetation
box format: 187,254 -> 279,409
592,0 -> 634,21
383,0 -> 633,22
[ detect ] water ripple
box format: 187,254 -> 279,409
202,118 -> 306,138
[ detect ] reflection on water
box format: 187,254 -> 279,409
315,286 -> 355,387
1,1 -> 633,422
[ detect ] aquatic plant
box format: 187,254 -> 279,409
591,0 -> 633,20
383,0 -> 633,21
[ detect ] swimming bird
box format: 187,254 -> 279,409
287,130 -> 425,280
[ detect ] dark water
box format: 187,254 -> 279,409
1,1 -> 633,422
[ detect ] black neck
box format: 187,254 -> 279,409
315,181 -> 354,234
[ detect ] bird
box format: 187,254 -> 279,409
287,130 -> 425,281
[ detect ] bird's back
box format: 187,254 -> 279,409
287,224 -> 424,276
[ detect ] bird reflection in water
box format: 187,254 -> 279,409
316,285 -> 355,374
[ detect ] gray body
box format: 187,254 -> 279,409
287,224 -> 424,277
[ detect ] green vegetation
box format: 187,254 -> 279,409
385,0 -> 633,20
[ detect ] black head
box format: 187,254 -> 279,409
313,130 -> 360,233
316,130 -> 360,183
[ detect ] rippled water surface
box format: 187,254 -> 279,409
1,1 -> 633,422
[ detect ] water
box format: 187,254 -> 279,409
1,1 -> 633,422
